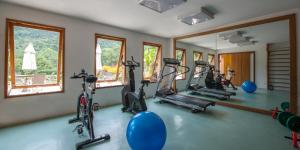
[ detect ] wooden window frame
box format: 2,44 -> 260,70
5,19 -> 65,98
94,34 -> 126,88
142,42 -> 162,82
175,48 -> 186,80
193,51 -> 203,61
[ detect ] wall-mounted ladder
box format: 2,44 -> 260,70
267,42 -> 290,91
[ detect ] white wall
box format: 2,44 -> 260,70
0,2 -> 171,127
175,42 -> 216,91
217,44 -> 268,89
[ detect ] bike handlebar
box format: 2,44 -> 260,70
70,69 -> 88,79
122,56 -> 140,67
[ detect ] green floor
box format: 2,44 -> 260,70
0,99 -> 294,150
181,87 -> 289,110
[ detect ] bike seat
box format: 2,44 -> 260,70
86,75 -> 98,83
141,80 -> 150,84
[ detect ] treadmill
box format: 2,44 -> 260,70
186,60 -> 236,100
154,58 -> 215,113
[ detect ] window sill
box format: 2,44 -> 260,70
176,78 -> 186,81
5,90 -> 64,99
96,84 -> 125,89
149,81 -> 158,84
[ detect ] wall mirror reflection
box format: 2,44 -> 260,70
174,15 -> 296,114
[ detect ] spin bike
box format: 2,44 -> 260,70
220,69 -> 237,90
121,56 -> 149,114
69,69 -> 110,150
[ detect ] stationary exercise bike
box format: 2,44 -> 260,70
121,56 -> 149,114
69,69 -> 110,150
220,69 -> 237,90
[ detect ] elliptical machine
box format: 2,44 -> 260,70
121,56 -> 149,114
69,69 -> 110,150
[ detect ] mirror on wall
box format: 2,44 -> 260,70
174,18 -> 294,113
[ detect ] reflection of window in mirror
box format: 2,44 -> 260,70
193,51 -> 203,78
143,42 -> 162,83
175,48 -> 186,80
208,54 -> 215,66
193,51 -> 203,61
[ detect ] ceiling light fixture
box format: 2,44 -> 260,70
219,31 -> 244,40
178,7 -> 215,25
219,31 -> 257,47
138,0 -> 187,13
229,36 -> 252,43
237,41 -> 257,46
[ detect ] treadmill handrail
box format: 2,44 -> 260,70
161,65 -> 177,78
178,64 -> 190,76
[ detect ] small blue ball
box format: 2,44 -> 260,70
126,112 -> 167,150
241,80 -> 257,93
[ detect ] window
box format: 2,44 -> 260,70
5,19 -> 64,97
208,54 -> 215,66
175,48 -> 186,80
193,51 -> 203,61
193,51 -> 203,78
95,34 -> 126,88
143,42 -> 162,82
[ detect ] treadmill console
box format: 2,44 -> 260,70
163,58 -> 180,65
195,60 -> 207,66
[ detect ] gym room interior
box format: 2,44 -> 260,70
0,0 -> 299,150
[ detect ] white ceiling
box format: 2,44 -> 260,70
179,20 -> 290,50
1,0 -> 299,38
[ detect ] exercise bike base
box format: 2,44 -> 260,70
69,117 -> 80,124
76,134 -> 110,150
121,107 -> 147,114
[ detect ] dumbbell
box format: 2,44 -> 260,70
277,112 -> 300,148
286,115 -> 300,133
277,112 -> 294,126
271,102 -> 290,119
277,112 -> 300,132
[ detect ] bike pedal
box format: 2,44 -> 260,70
73,124 -> 84,132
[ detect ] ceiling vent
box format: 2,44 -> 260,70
138,0 -> 187,13
178,7 -> 215,25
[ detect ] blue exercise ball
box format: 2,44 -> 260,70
126,111 -> 167,150
241,80 -> 257,93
